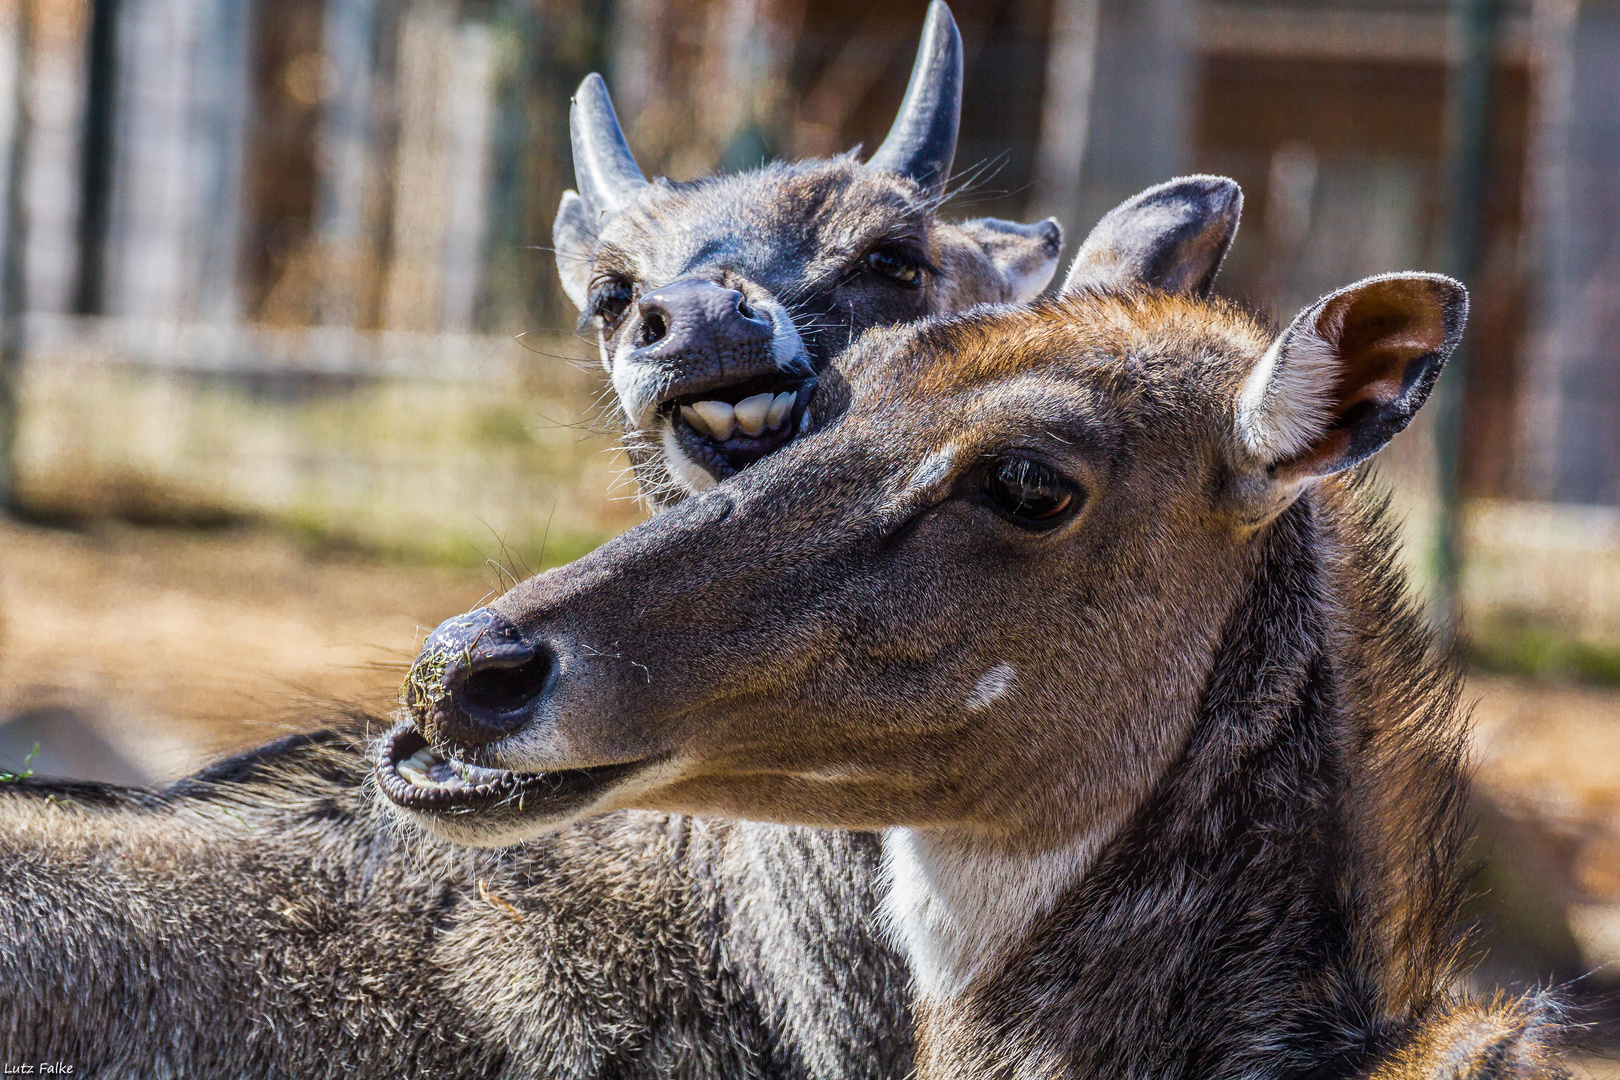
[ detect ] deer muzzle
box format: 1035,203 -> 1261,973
620,277 -> 816,483
381,606 -> 648,819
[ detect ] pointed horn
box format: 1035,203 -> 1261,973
867,1 -> 962,195
570,73 -> 647,220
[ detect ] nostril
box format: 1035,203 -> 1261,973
638,310 -> 668,347
736,295 -> 753,319
463,646 -> 555,716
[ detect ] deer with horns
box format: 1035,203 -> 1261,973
556,1 -> 1067,506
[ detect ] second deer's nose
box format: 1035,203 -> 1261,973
407,608 -> 556,747
634,278 -> 773,354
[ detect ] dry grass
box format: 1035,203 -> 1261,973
13,337 -> 647,568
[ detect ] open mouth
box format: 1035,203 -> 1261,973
376,722 -> 643,814
665,373 -> 815,480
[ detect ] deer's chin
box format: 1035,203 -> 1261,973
659,376 -> 815,484
375,722 -> 644,845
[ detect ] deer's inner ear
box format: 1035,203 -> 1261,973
1235,273 -> 1467,487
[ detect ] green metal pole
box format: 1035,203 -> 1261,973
1433,0 -> 1502,643
0,0 -> 32,516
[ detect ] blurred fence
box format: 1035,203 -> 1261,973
11,316 -> 643,565
0,0 -> 1614,651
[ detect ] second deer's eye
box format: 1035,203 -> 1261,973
983,457 -> 1078,526
589,277 -> 635,330
863,247 -> 924,287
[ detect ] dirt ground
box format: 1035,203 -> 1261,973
5,515 -> 1620,1057
0,517 -> 498,777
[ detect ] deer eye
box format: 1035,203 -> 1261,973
982,457 -> 1078,526
588,277 -> 635,331
863,246 -> 925,287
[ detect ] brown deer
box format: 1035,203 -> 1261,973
388,232 -> 1568,1076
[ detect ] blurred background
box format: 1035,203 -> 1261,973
0,0 -> 1618,1054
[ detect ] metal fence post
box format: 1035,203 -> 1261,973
1433,0 -> 1502,642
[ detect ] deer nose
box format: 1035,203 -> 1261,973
633,278 -> 774,357
405,608 -> 556,747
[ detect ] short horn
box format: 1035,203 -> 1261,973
570,73 -> 647,220
867,1 -> 961,195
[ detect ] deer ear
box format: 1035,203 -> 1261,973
956,217 -> 1064,303
553,190 -> 594,310
1236,273 -> 1467,484
1061,175 -> 1241,297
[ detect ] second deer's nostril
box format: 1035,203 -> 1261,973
462,645 -> 555,716
639,310 -> 668,347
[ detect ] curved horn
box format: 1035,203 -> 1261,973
570,73 -> 647,219
867,1 -> 962,195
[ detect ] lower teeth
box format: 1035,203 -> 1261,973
395,746 -> 514,793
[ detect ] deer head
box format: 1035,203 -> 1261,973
555,2 -> 1065,505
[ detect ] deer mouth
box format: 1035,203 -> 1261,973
663,375 -> 815,480
376,722 -> 643,814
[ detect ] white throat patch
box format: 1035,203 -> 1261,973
881,825 -> 1109,1001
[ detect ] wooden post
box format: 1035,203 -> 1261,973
0,0 -> 34,516
1032,0 -> 1100,226
72,0 -> 120,317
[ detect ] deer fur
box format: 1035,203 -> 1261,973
392,247 -> 1568,1076
1,730 -> 922,1076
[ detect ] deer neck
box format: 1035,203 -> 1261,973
879,540 -> 1258,1006
901,495 -> 1470,1079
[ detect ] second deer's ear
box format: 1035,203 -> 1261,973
1060,175 -> 1242,297
956,217 -> 1064,303
1236,272 -> 1467,485
553,190 -> 595,310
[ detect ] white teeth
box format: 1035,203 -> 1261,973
691,400 -> 735,441
398,757 -> 434,789
398,747 -> 449,788
682,393 -> 798,443
733,393 -> 773,436
766,391 -> 794,429
679,404 -> 708,436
